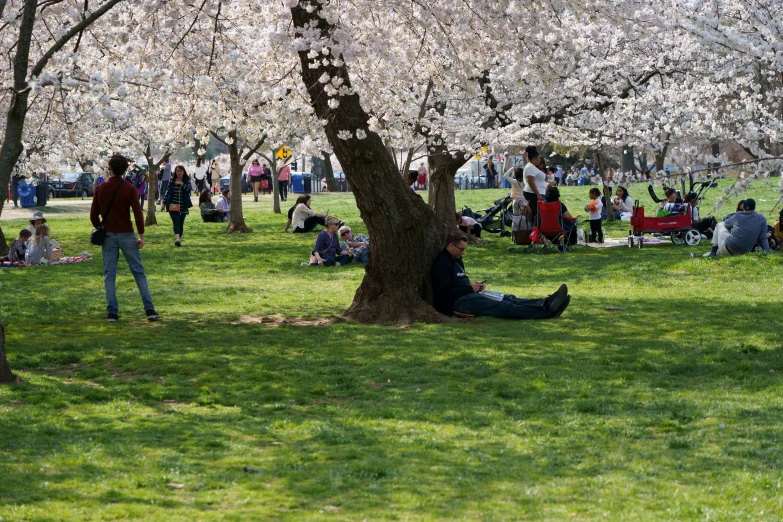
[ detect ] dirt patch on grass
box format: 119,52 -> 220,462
232,314 -> 343,327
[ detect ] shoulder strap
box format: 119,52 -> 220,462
100,181 -> 125,226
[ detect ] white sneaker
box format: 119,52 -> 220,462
300,262 -> 310,267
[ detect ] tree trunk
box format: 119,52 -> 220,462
711,141 -> 720,174
292,1 -> 446,324
621,144 -> 636,175
143,148 -> 169,227
322,152 -> 337,192
0,0 -> 37,255
0,318 -> 15,384
226,131 -> 252,234
655,132 -> 670,174
428,145 -> 465,229
144,161 -> 159,226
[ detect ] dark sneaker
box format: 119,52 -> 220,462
146,309 -> 160,321
544,284 -> 568,313
551,295 -> 571,318
175,240 -> 181,247
107,313 -> 118,323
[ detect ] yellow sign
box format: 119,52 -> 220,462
276,146 -> 292,160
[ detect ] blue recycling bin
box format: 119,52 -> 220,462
18,182 -> 37,207
291,173 -> 304,194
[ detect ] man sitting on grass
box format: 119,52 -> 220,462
431,230 -> 570,319
695,198 -> 770,257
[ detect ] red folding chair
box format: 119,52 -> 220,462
529,201 -> 569,254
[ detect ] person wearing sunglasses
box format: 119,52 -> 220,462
431,230 -> 570,319
311,216 -> 354,266
337,226 -> 370,263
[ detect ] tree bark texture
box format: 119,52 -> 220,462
0,0 -> 37,254
321,152 -> 338,193
226,131 -> 252,234
0,318 -> 15,384
427,144 -> 466,230
655,132 -> 671,174
292,1 -> 446,324
144,148 -> 170,227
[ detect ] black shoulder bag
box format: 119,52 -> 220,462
91,182 -> 125,246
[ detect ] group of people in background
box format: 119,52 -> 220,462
1,211 -> 53,265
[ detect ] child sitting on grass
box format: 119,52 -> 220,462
585,188 -> 603,243
1,228 -> 32,262
25,224 -> 52,265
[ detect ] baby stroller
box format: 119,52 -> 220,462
462,194 -> 513,237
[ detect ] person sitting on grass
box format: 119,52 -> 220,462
695,198 -> 770,257
199,190 -> 225,222
456,211 -> 482,239
432,230 -> 570,319
215,189 -> 230,221
1,229 -> 32,262
406,171 -> 418,191
611,185 -> 633,219
25,224 -> 52,265
26,211 -> 47,235
311,216 -> 354,266
338,226 -> 370,263
291,194 -> 329,233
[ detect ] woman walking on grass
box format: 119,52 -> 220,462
163,165 -> 193,247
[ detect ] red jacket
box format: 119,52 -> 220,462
90,176 -> 145,234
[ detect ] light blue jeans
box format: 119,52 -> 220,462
102,233 -> 154,315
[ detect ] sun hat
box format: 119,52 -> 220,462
29,211 -> 47,224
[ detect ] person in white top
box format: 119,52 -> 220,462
611,185 -> 634,218
291,194 -> 329,233
193,157 -> 207,194
456,212 -> 482,239
503,167 -> 526,201
522,145 -> 548,219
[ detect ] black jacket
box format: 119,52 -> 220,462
431,248 -> 474,316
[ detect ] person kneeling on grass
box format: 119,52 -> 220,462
432,230 -> 570,319
456,212 -> 482,239
311,216 -> 354,267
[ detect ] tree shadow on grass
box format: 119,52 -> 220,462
2,295 -> 782,517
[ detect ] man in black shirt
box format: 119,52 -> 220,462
431,230 -> 570,319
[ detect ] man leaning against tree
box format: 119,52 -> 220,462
90,154 -> 160,323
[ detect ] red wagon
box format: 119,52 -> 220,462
628,200 -> 702,248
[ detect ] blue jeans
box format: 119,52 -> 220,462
169,211 -> 187,236
454,292 -> 551,320
102,233 -> 154,315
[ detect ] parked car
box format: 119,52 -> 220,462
48,172 -> 95,199
454,169 -> 486,190
219,173 -> 251,194
317,171 -> 349,192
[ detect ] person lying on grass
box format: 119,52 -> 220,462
432,230 -> 570,320
311,216 -> 354,267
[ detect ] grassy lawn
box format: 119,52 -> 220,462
1,180 -> 782,521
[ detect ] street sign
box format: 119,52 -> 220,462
276,146 -> 292,160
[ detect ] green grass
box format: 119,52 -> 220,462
1,180 -> 782,521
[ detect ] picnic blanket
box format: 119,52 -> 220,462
584,237 -> 664,248
1,253 -> 93,268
